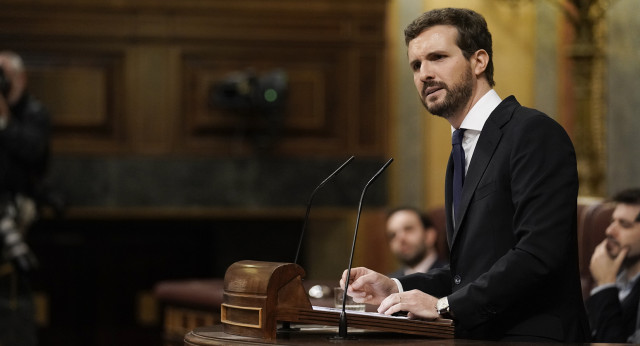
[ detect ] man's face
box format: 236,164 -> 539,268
407,25 -> 475,119
605,204 -> 640,262
0,56 -> 25,106
386,210 -> 429,266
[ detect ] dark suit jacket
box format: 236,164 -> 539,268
587,280 -> 640,342
388,258 -> 448,279
399,96 -> 590,341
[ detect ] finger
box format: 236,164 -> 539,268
615,247 -> 630,265
377,295 -> 392,314
378,293 -> 400,314
383,303 -> 403,316
591,242 -> 609,264
348,273 -> 366,290
348,290 -> 367,300
352,295 -> 370,303
349,271 -> 375,292
341,268 -> 361,289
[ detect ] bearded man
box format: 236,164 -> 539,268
588,188 -> 640,342
385,207 -> 447,278
339,8 -> 590,341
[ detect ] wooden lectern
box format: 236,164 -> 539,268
220,260 -> 454,340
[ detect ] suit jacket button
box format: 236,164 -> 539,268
454,275 -> 461,285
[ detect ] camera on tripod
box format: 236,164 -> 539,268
0,67 -> 11,98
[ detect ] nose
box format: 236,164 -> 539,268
418,62 -> 434,82
605,221 -> 617,237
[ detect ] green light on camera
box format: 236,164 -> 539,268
264,89 -> 278,102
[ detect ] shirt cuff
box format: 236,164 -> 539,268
391,278 -> 403,293
590,283 -> 616,296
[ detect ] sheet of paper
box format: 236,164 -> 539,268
312,305 -> 409,320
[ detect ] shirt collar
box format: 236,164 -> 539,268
618,269 -> 640,287
451,89 -> 502,133
404,252 -> 438,276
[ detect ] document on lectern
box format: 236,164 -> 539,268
289,305 -> 454,338
312,306 -> 411,320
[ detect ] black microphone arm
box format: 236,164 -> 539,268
337,158 -> 393,339
293,155 -> 355,265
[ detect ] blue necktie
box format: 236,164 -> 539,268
452,129 -> 466,217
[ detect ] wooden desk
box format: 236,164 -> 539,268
185,324 -> 484,345
186,325 -> 628,346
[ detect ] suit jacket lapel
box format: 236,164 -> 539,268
450,96 -> 518,246
445,153 -> 454,246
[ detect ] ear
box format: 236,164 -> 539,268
471,49 -> 489,78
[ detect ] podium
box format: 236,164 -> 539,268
220,260 -> 454,341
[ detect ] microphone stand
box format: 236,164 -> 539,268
294,155 -> 355,265
279,156 -> 355,334
332,158 -> 393,340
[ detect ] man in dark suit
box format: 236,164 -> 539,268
386,207 -> 447,278
587,188 -> 640,342
0,50 -> 51,346
340,8 -> 590,341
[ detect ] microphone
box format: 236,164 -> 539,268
280,156 -> 354,334
293,156 -> 355,264
335,158 -> 393,339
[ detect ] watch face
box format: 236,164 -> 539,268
436,298 -> 449,313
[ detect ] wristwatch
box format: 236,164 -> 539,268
436,297 -> 453,318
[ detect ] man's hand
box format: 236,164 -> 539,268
590,239 -> 628,286
340,267 -> 398,305
378,289 -> 440,320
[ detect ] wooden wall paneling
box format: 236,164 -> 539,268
1,0 -> 388,158
126,45 -> 181,155
357,49 -> 388,154
22,48 -> 128,154
179,45 -> 352,156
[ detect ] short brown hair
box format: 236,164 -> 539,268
404,8 -> 495,87
612,188 -> 640,221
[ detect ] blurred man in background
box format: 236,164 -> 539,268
0,50 -> 51,346
385,207 -> 447,278
587,188 -> 640,343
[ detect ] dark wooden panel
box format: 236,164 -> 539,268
23,49 -> 128,154
0,0 -> 387,157
179,46 -> 350,155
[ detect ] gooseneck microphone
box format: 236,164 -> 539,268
279,156 -> 355,334
336,158 -> 393,339
293,155 -> 355,265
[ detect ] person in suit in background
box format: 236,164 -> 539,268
386,207 -> 447,278
0,50 -> 51,346
587,188 -> 640,342
340,8 -> 590,341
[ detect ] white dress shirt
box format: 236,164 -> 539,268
453,89 -> 502,174
392,89 -> 503,294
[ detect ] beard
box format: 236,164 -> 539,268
397,245 -> 428,267
420,66 -> 474,119
606,238 -> 640,267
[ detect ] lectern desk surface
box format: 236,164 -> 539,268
185,324 -> 478,345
